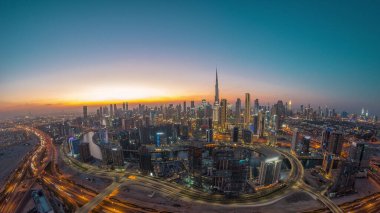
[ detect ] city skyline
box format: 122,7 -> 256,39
1,1 -> 380,117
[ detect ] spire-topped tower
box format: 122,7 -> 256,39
215,68 -> 219,105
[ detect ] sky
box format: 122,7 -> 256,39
0,0 -> 380,117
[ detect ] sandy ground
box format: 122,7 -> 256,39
113,183 -> 324,213
0,138 -> 38,186
332,176 -> 380,205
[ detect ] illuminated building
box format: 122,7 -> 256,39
212,147 -> 248,195
68,137 -> 80,156
252,114 -> 258,135
258,155 -> 282,186
349,141 -> 370,169
268,130 -> 277,146
232,126 -> 239,143
110,104 -> 113,116
329,160 -> 357,196
214,68 -> 219,104
235,98 -> 241,123
99,128 -> 109,144
212,104 -> 220,125
258,110 -> 265,137
322,152 -> 335,176
155,132 -> 164,147
242,129 -> 252,143
321,127 -> 332,151
139,146 -> 153,174
299,136 -> 310,155
291,128 -> 299,153
220,99 -> 227,129
254,98 -> 259,115
206,129 -> 213,142
79,142 -> 92,162
101,143 -> 124,167
244,93 -> 251,125
83,106 -> 88,120
327,131 -> 344,156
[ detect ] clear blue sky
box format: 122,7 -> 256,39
0,0 -> 379,116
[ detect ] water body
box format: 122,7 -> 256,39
82,131 -> 102,160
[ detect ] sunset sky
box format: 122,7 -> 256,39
1,1 -> 380,117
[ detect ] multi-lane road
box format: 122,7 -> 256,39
2,126 -> 380,213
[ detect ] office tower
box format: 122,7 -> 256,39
254,99 -> 259,114
139,146 -> 153,174
268,130 -> 277,146
232,127 -> 239,142
155,132 -> 164,147
212,104 -> 220,124
299,136 -> 311,155
100,106 -> 103,117
214,68 -> 219,104
235,98 -> 241,123
125,102 -> 129,111
242,129 -> 252,143
321,127 -> 332,151
183,101 -> 187,115
212,148 -> 248,195
110,104 -> 113,116
322,152 -> 335,176
220,99 -> 227,129
206,129 -> 213,142
83,106 -> 88,120
258,156 -> 282,186
329,160 -> 357,196
291,128 -> 299,153
258,110 -> 265,137
327,131 -> 344,156
253,115 -> 258,135
100,144 -> 124,166
68,137 -> 80,156
288,100 -> 292,113
349,141 -> 370,169
244,93 -> 251,125
113,104 -> 117,115
188,146 -> 203,178
122,102 -> 126,111
99,128 -> 108,143
79,142 -> 92,162
191,100 -> 195,108
111,146 -> 124,167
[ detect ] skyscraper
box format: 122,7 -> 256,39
215,68 -> 219,105
183,101 -> 187,115
349,141 -> 370,169
327,131 -> 344,156
220,99 -> 227,129
300,136 -> 311,155
244,93 -> 251,125
291,128 -> 299,153
83,106 -> 88,120
235,98 -> 241,123
258,110 -> 265,138
254,99 -> 259,115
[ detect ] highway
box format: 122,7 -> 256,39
1,125 -> 374,213
0,126 -> 53,213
